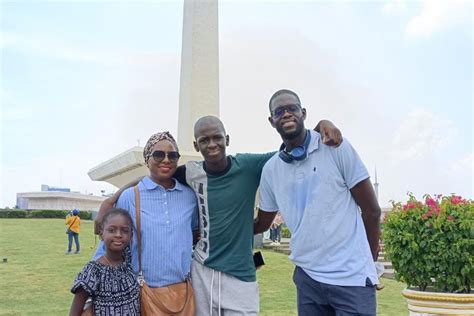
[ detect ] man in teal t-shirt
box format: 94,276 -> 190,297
186,153 -> 272,282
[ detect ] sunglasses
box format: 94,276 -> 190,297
151,150 -> 180,163
271,104 -> 302,119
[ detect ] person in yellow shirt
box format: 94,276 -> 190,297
65,209 -> 81,254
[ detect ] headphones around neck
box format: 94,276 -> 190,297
278,130 -> 311,163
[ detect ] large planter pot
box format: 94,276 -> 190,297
402,288 -> 474,315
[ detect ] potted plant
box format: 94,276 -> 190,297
383,193 -> 474,315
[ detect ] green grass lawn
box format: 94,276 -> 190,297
0,219 -> 408,315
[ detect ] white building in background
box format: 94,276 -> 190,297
16,185 -> 106,211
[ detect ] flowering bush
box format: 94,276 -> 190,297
383,193 -> 473,293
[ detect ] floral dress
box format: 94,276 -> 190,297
71,247 -> 140,316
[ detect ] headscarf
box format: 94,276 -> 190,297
143,131 -> 179,164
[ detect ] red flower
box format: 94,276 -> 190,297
451,196 -> 463,205
426,197 -> 437,207
447,215 -> 455,221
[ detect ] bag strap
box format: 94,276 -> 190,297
134,185 -> 142,273
67,216 -> 77,230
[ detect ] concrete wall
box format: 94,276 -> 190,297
16,192 -> 106,211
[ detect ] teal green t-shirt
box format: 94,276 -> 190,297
185,153 -> 274,282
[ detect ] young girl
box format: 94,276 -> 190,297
69,208 -> 140,316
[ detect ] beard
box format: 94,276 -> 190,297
276,121 -> 305,140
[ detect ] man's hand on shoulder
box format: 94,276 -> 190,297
94,176 -> 143,234
315,120 -> 343,147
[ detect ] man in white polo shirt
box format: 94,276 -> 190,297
255,89 -> 381,316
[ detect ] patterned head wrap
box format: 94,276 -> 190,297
143,131 -> 179,164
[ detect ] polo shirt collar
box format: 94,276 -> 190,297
142,175 -> 183,191
307,129 -> 321,155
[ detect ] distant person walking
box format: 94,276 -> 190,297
65,209 -> 81,254
270,212 -> 284,245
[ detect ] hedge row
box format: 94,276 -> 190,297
0,209 -> 92,220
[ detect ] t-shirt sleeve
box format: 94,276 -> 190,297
71,262 -> 98,296
258,163 -> 279,212
330,138 -> 369,189
241,152 -> 276,177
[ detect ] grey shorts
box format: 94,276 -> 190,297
293,266 -> 376,316
191,259 -> 259,316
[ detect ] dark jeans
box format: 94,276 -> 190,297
67,231 -> 80,252
293,266 -> 376,316
270,226 -> 281,242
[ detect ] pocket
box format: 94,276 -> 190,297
365,277 -> 375,288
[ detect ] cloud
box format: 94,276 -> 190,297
405,0 -> 471,37
448,153 -> 474,173
0,88 -> 34,121
381,0 -> 471,37
0,154 -> 118,208
1,30 -> 179,70
382,0 -> 407,14
1,31 -> 121,64
390,108 -> 457,162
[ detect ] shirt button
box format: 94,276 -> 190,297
166,220 -> 169,224
165,211 -> 168,214
164,202 -> 167,205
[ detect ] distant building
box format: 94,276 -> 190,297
16,186 -> 106,211
41,184 -> 71,193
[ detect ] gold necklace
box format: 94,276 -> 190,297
102,255 -> 120,266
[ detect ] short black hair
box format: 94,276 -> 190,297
268,89 -> 301,111
102,208 -> 133,230
194,115 -> 226,139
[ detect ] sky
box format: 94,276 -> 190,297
1,0 -> 472,208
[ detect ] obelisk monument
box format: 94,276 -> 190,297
178,0 -> 219,162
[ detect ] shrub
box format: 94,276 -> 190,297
0,209 -> 93,220
0,210 -> 29,218
281,225 -> 291,238
383,193 -> 473,293
30,210 -> 70,218
77,211 -> 92,220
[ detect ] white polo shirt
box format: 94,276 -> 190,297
259,130 -> 378,286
